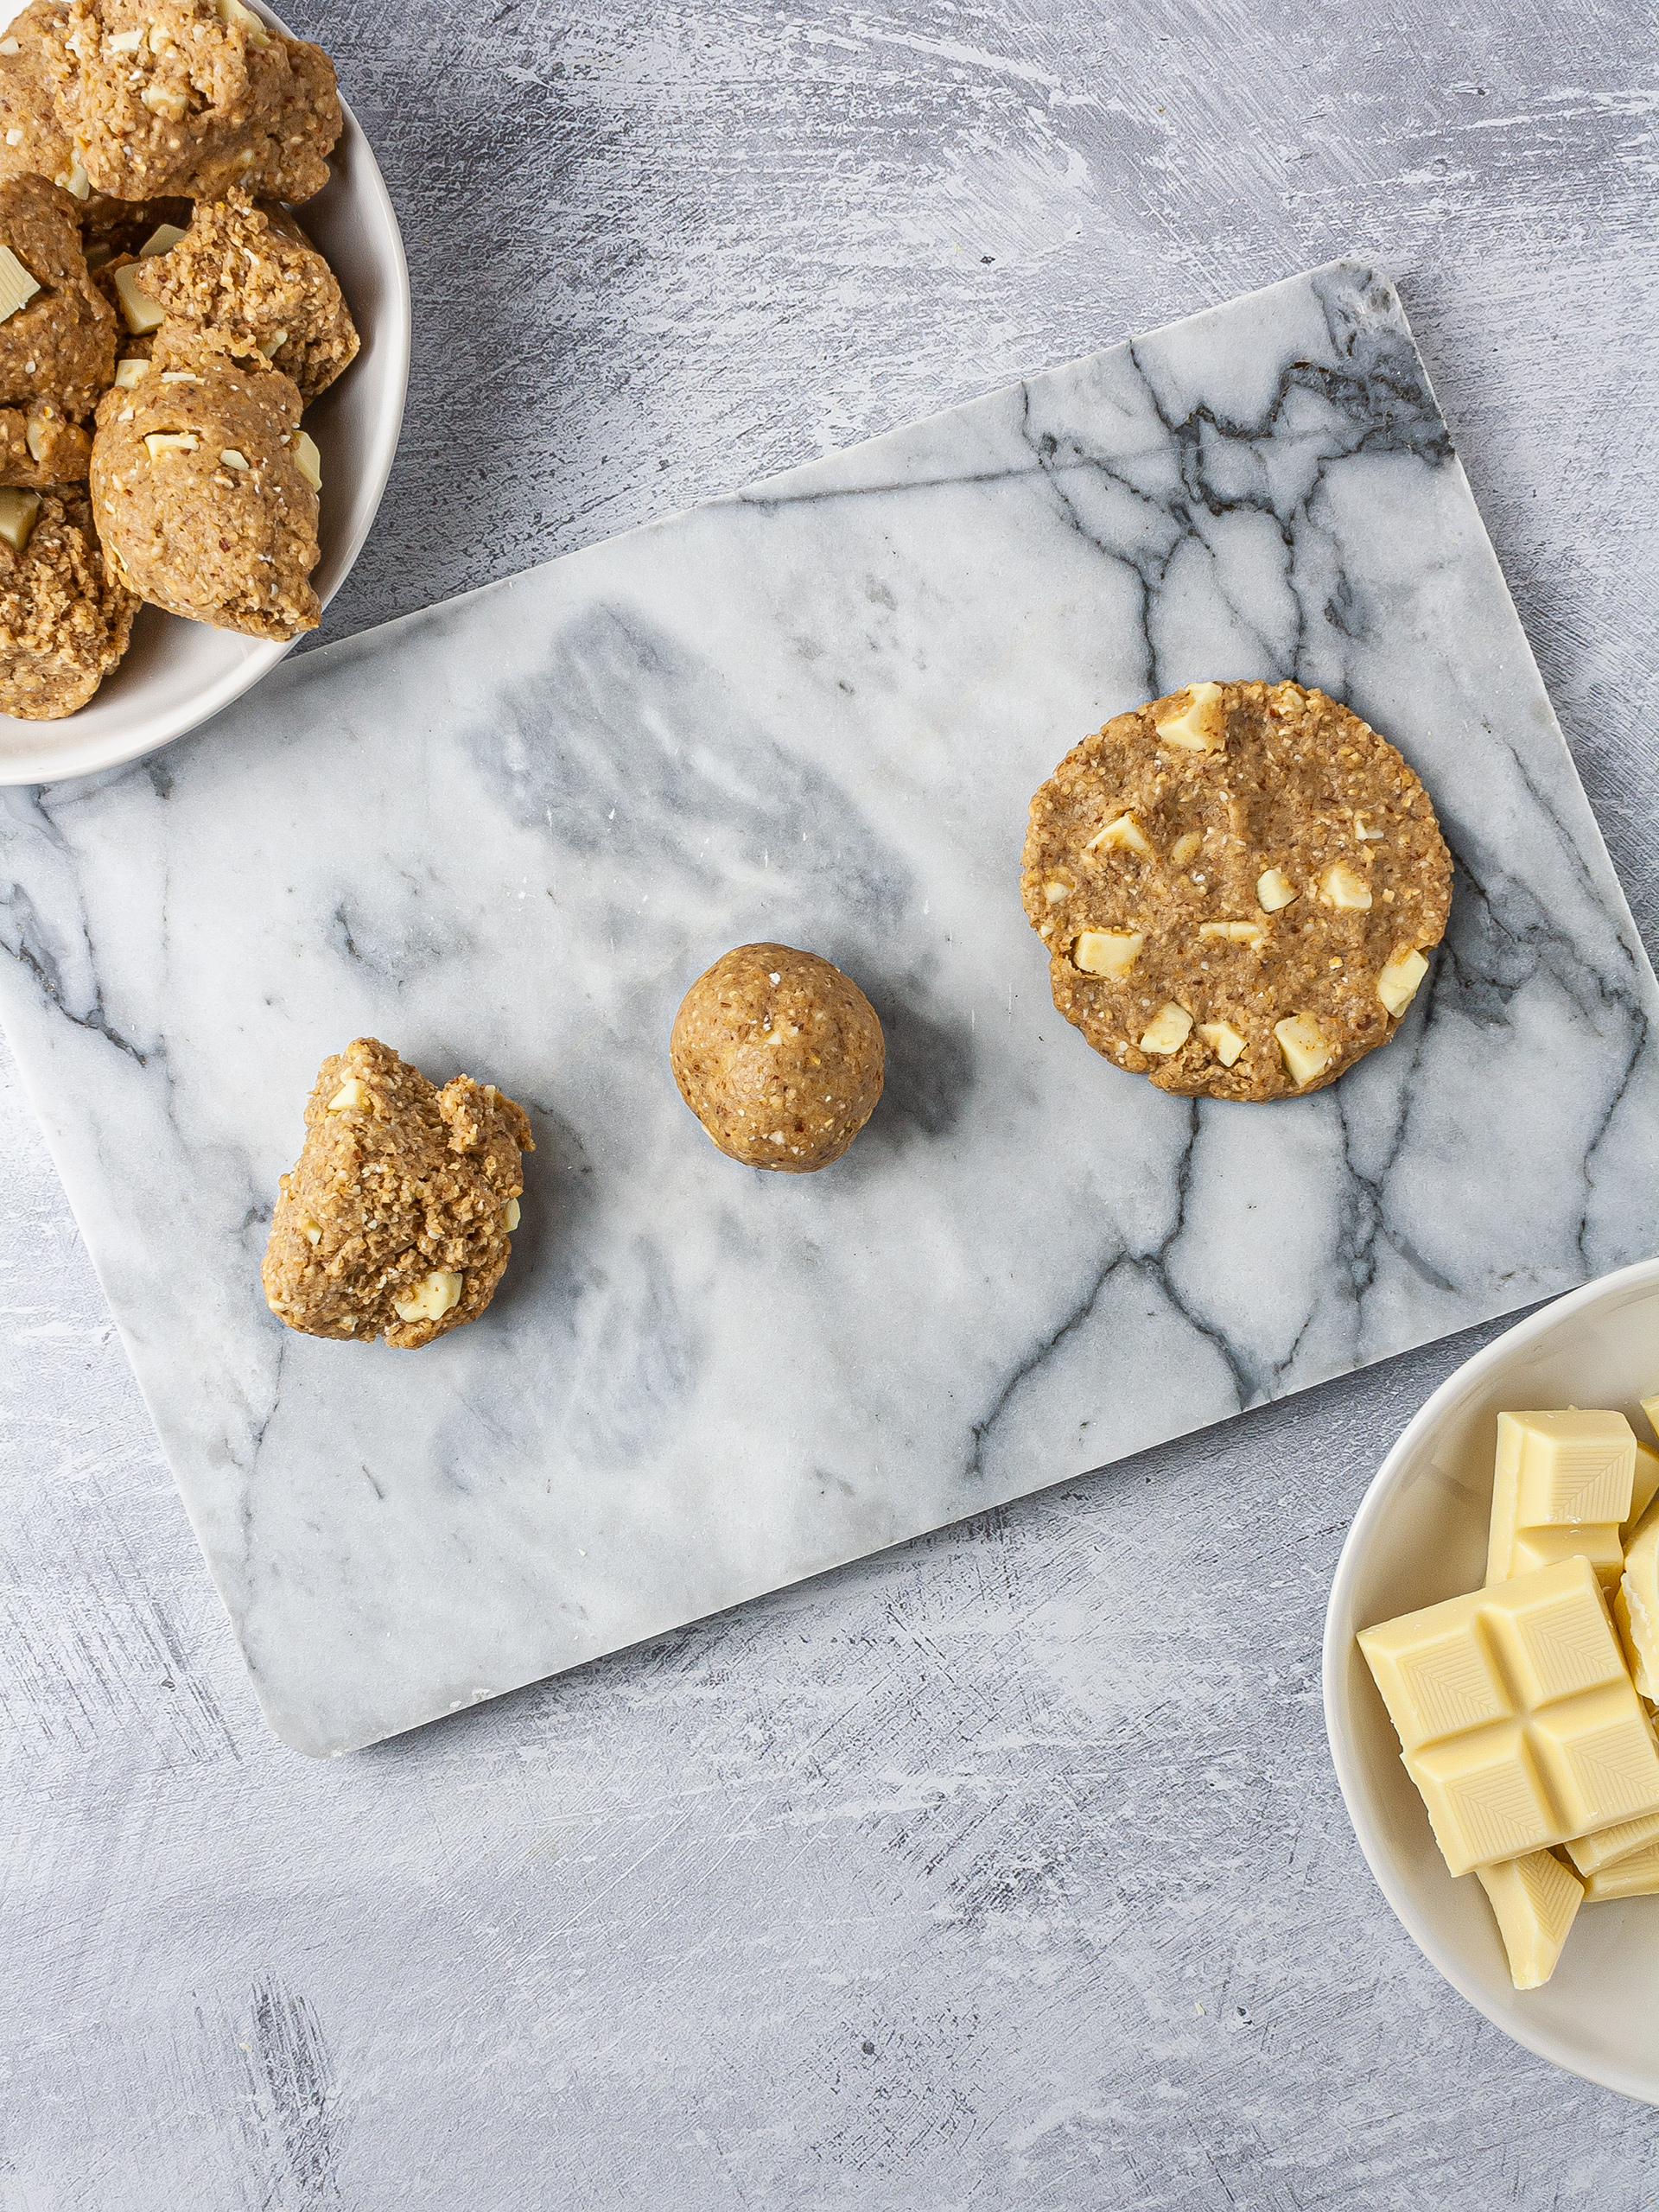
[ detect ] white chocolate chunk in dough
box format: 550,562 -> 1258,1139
113,357 -> 150,389
144,432 -> 199,459
1256,868 -> 1297,912
505,1198 -> 520,1231
1475,1851 -> 1581,1990
327,1077 -> 368,1111
1153,680 -> 1226,752
1198,1020 -> 1247,1067
1073,929 -> 1142,979
114,262 -> 165,334
217,0 -> 272,43
294,431 -> 322,494
1319,861 -> 1372,912
0,243 -> 39,325
1084,810 -> 1154,859
138,222 -> 189,258
1377,946 -> 1429,1018
1274,1012 -> 1333,1085
1139,1002 -> 1192,1054
1043,878 -> 1071,906
1198,919 -> 1265,949
0,486 -> 40,554
1171,831 -> 1203,868
391,1269 -> 463,1325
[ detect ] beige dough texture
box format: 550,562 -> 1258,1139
263,1038 -> 535,1351
1020,679 -> 1452,1102
670,942 -> 885,1172
140,188 -> 359,400
0,172 -> 116,476
41,0 -> 340,203
90,327 -> 318,637
0,485 -> 137,717
0,0 -> 75,189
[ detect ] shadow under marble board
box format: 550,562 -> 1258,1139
3,258 -> 1657,1755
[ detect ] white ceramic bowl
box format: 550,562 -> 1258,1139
0,23 -> 410,787
1324,1255 -> 1659,2103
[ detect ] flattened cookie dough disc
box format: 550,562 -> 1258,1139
262,1038 -> 533,1349
1020,679 -> 1452,1102
671,943 -> 884,1171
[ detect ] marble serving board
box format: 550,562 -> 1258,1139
3,258 -> 1658,1757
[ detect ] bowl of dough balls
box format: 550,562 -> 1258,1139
0,0 -> 408,785
1324,1255 -> 1659,2102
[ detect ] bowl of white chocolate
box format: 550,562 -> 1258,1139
1325,1255 -> 1659,2101
0,0 -> 409,785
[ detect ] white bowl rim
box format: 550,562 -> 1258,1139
0,38 -> 410,789
1322,1251 -> 1659,2103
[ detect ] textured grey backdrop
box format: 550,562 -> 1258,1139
4,0 -> 1657,2203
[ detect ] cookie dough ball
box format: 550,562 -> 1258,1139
0,174 -> 115,485
671,943 -> 884,1173
0,1 -> 77,190
1020,679 -> 1452,1102
263,1038 -> 534,1350
0,486 -> 137,717
91,330 -> 319,638
139,189 -> 359,401
42,0 -> 340,203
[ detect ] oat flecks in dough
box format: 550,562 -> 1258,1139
1019,678 -> 1453,1102
138,189 -> 359,401
0,174 -> 116,484
90,327 -> 319,638
262,1037 -> 534,1351
42,0 -> 340,203
0,485 -> 137,717
671,942 -> 885,1173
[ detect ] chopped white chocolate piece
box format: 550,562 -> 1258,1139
56,156 -> 90,200
138,221 -> 189,258
1153,680 -> 1226,753
219,448 -> 251,470
1042,878 -> 1071,906
1139,1002 -> 1192,1055
217,0 -> 272,43
0,486 -> 40,555
1084,810 -> 1154,859
0,244 -> 40,326
1319,861 -> 1373,912
294,431 -> 321,494
1357,1556 -> 1659,1877
1487,1409 -> 1635,1592
1618,1493 -> 1659,1700
391,1269 -> 463,1325
113,262 -> 165,334
1198,1020 -> 1247,1068
327,1077 -> 369,1112
3,130 -> 21,147
141,82 -> 188,119
0,37 -> 19,54
144,432 -> 200,459
505,1198 -> 521,1231
23,412 -> 48,464
1073,929 -> 1143,979
1170,831 -> 1202,868
112,357 -> 150,389
1198,919 -> 1266,948
1377,946 -> 1429,1019
106,25 -> 143,50
1274,1013 -> 1333,1086
257,327 -> 289,359
1583,1838 -> 1659,1901
1629,1440 -> 1659,1536
1256,868 -> 1297,912
1475,1850 -> 1582,1990
1562,1807 -> 1659,1878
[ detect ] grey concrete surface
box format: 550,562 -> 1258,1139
3,0 -> 1658,2202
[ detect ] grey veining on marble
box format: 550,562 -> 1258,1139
2,258 -> 1656,1760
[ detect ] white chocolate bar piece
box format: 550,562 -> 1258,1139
1357,1557 -> 1659,1877
1486,1409 -> 1635,1592
1617,1493 -> 1659,1700
1562,1805 -> 1659,1877
1475,1850 -> 1582,1989
1583,1837 -> 1659,1902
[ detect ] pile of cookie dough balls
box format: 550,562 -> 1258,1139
0,0 -> 358,718
671,943 -> 885,1172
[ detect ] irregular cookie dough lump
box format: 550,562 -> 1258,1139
0,172 -> 115,485
0,483 -> 137,715
671,943 -> 884,1172
42,0 -> 340,203
91,327 -> 319,636
263,1038 -> 534,1350
0,1 -> 78,191
1020,680 -> 1452,1102
138,189 -> 358,399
